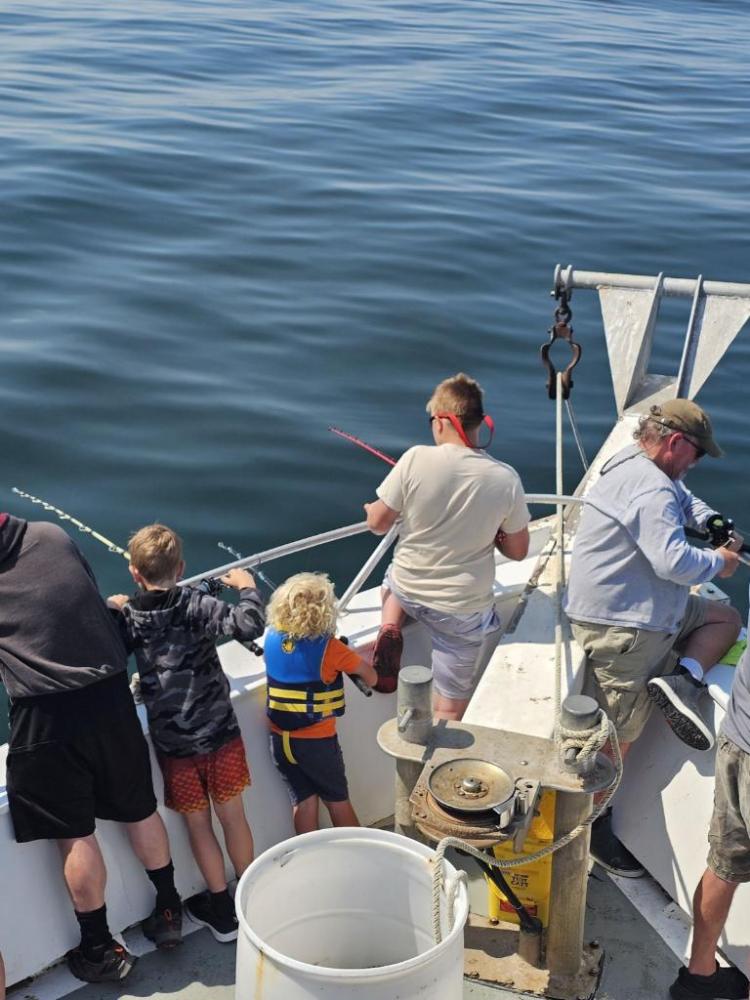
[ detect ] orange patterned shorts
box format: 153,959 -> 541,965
158,736 -> 251,814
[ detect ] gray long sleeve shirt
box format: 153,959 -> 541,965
564,445 -> 724,632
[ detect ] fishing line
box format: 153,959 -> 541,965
11,487 -> 129,558
217,542 -> 277,591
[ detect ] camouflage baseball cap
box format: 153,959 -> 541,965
650,399 -> 723,459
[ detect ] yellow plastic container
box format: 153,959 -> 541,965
486,790 -> 556,928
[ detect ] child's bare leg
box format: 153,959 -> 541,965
213,793 -> 254,880
293,795 -> 320,834
183,808 -> 227,892
325,799 -> 360,827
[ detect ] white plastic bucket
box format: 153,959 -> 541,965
235,827 -> 469,1000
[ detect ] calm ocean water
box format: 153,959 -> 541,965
2,0 -> 750,741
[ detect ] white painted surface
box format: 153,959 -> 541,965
234,828 -> 469,1000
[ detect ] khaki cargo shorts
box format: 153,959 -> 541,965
570,595 -> 708,743
707,735 -> 750,884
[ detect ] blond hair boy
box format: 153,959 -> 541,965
264,572 -> 377,833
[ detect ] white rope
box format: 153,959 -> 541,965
565,398 -> 589,472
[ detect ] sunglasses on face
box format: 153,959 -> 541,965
681,435 -> 705,460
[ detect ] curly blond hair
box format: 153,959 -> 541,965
267,572 -> 338,639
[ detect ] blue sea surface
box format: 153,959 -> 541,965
2,0 -> 750,740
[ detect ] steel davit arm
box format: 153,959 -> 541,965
555,265 -> 750,300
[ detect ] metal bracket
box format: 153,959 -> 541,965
511,778 -> 542,853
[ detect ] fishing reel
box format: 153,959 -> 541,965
696,514 -> 750,556
705,514 -> 735,548
197,576 -> 264,657
198,576 -> 225,597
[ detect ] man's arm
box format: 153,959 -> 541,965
495,526 -> 530,561
632,491 -> 733,584
676,482 -> 718,531
364,499 -> 399,536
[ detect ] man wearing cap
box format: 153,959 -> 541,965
565,399 -> 743,877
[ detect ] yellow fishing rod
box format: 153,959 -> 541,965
11,487 -> 130,558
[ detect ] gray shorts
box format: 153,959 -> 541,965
384,567 -> 501,701
570,595 -> 708,743
708,734 -> 750,884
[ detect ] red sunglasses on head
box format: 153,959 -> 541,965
429,412 -> 495,450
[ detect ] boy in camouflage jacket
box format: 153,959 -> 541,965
109,524 -> 264,943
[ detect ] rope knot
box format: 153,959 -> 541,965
558,709 -> 609,761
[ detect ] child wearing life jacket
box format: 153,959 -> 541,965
109,524 -> 265,944
265,572 -> 377,833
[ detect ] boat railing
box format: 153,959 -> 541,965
182,494 -> 581,616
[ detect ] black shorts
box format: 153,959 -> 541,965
6,671 -> 157,843
269,732 -> 349,806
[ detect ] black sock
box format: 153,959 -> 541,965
145,860 -> 181,912
210,888 -> 234,919
75,904 -> 112,959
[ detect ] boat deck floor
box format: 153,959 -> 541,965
28,866 -> 680,1000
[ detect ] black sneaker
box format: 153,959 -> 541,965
590,809 -> 645,878
142,902 -> 183,949
648,669 -> 714,751
67,940 -> 137,982
185,890 -> 238,943
670,963 -> 749,999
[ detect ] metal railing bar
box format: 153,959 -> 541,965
556,266 -> 750,300
180,521 -> 370,587
337,522 -> 400,616
676,274 -> 705,398
181,496 -> 586,590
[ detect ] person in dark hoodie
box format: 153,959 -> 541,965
108,523 -> 265,944
0,514 -> 182,984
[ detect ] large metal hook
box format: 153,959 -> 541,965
540,282 -> 582,400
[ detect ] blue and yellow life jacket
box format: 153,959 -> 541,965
264,630 -> 345,732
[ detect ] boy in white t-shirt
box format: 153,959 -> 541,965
364,373 -> 530,720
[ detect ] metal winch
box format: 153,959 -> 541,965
377,663 -> 616,997
410,756 -> 541,850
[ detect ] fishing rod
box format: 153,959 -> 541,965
329,427 -> 750,567
329,426 -> 397,467
213,541 -> 373,698
12,487 -> 130,558
217,542 -> 277,591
